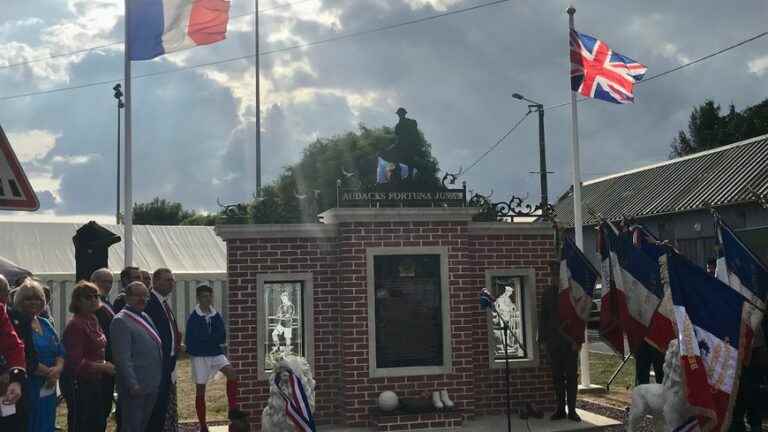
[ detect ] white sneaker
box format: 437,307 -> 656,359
432,391 -> 444,410
440,389 -> 454,409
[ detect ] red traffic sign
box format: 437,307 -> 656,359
0,125 -> 39,211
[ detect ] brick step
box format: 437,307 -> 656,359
371,409 -> 463,431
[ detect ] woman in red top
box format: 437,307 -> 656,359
62,281 -> 115,432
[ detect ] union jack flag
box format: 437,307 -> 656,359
570,29 -> 647,104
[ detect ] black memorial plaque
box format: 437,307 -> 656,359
373,255 -> 443,368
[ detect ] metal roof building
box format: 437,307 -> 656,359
554,133 -> 768,267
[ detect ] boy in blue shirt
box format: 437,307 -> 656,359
185,284 -> 242,432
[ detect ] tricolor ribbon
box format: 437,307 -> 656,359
275,369 -> 316,432
121,309 -> 162,347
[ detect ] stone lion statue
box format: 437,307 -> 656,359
627,339 -> 693,431
262,355 -> 317,432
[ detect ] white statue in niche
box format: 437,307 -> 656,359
627,339 -> 692,432
493,284 -> 523,356
271,289 -> 296,354
262,355 -> 316,432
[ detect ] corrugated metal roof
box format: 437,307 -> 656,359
554,133 -> 768,226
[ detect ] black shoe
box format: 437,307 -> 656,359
568,412 -> 582,422
550,410 -> 566,420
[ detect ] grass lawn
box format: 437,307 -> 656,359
588,351 -> 636,391
56,354 -> 228,431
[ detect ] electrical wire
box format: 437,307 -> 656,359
260,0 -> 514,55
0,0 -> 315,72
462,111 -> 531,176
0,0 -> 515,102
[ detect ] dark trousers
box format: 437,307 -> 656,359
635,342 -> 665,385
731,355 -> 764,432
549,347 -> 578,414
62,375 -> 108,432
101,376 -> 115,429
0,409 -> 25,432
147,358 -> 175,432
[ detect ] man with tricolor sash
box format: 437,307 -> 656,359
110,281 -> 163,432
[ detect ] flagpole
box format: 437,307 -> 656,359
255,0 -> 261,197
123,0 -> 134,267
567,5 -> 591,388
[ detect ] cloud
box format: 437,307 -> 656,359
748,55 -> 768,76
6,129 -> 59,161
1,0 -> 767,223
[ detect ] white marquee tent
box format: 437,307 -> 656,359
0,221 -> 227,334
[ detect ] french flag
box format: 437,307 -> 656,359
630,225 -> 676,352
558,236 -> 599,344
127,0 -> 230,61
714,215 -> 767,310
662,252 -> 759,432
598,222 -> 625,356
607,227 -> 666,354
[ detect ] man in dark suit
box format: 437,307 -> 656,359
539,284 -> 581,422
112,266 -> 142,313
111,282 -> 163,432
144,268 -> 180,432
91,268 -> 118,427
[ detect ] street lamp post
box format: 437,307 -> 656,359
113,83 -> 125,225
512,93 -> 549,208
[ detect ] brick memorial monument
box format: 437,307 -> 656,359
215,191 -> 558,430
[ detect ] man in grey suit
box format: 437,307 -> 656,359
110,281 -> 163,432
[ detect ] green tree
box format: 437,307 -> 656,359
670,99 -> 768,157
180,212 -> 219,226
235,124 -> 442,224
133,197 -> 195,225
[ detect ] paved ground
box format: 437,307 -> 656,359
208,409 -> 621,431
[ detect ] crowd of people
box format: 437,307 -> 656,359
0,266 -> 246,432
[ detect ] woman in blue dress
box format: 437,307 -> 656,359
12,280 -> 65,432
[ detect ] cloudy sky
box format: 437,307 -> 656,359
0,0 -> 766,222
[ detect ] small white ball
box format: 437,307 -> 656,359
378,391 -> 399,411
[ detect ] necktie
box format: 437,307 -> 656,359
163,300 -> 179,354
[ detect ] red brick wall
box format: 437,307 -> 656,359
224,236 -> 340,429
222,222 -> 556,429
468,232 -> 558,416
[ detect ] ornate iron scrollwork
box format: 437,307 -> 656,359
468,193 -> 555,222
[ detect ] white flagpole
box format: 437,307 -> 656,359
255,0 -> 261,197
567,5 -> 591,388
124,0 -> 134,267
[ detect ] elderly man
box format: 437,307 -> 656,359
145,268 -> 181,432
111,282 -> 163,432
91,268 -> 118,427
113,266 -> 142,313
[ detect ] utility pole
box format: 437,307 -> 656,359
536,104 -> 548,207
512,93 -> 549,208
